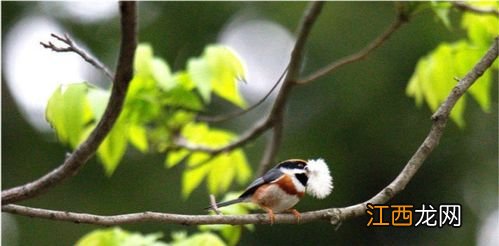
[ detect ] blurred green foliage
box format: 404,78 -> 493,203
46,43 -> 249,179
76,227 -> 167,246
44,40 -> 252,245
407,1 -> 498,127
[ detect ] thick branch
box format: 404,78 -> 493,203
41,33 -> 114,80
286,1 -> 325,81
0,204 -> 332,225
346,35 -> 499,212
175,2 -> 325,162
257,118 -> 284,176
1,2 -> 137,205
3,36 -> 497,226
255,1 -> 324,174
297,13 -> 407,84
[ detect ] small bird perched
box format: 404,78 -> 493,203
207,158 -> 333,224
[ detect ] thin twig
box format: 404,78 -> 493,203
297,14 -> 407,84
174,3 -> 325,179
174,118 -> 272,155
196,65 -> 289,123
257,118 -> 284,176
173,2 -> 325,181
175,2 -> 325,157
452,1 -> 499,17
41,33 -> 114,81
3,36 -> 497,226
1,2 -> 137,205
209,195 -> 222,215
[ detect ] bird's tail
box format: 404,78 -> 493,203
205,197 -> 246,210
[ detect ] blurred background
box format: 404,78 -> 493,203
2,2 -> 497,245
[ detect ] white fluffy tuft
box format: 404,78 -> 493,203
306,158 -> 333,199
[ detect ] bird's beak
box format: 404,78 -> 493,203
304,166 -> 310,174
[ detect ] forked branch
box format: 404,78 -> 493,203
1,1 -> 137,205
41,33 -> 114,80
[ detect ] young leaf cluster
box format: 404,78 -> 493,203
76,227 -> 167,246
406,1 -> 498,127
46,43 -> 251,196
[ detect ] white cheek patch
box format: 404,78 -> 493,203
279,168 -> 306,193
306,158 -> 333,199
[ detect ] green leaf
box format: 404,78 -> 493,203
132,43 -> 174,93
127,124 -> 149,153
182,159 -> 212,198
234,150 -> 251,184
165,149 -> 189,168
453,42 -> 492,113
206,154 -> 236,195
187,57 -> 212,103
134,44 -> 154,77
57,85 -> 129,174
407,41 -> 494,127
152,58 -> 175,91
179,123 -> 251,198
170,232 -> 226,246
172,71 -> 195,90
87,87 -> 110,122
98,118 -> 128,176
167,111 -> 197,130
206,150 -> 250,195
187,45 -> 246,107
181,122 -> 211,145
46,83 -> 93,147
181,122 -> 234,148
125,77 -> 161,125
430,1 -> 452,29
220,227 -> 241,246
76,227 -> 167,246
199,193 -> 256,246
161,86 -> 204,111
461,2 -> 499,47
128,73 -> 156,99
204,46 -> 246,108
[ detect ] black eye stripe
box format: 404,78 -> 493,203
277,160 -> 307,170
295,173 -> 308,186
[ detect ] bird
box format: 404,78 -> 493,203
206,159 -> 332,224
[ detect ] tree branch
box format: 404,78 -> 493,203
452,1 -> 499,17
196,66 -> 288,123
1,2 -> 137,205
0,204 -> 329,225
174,2 -> 325,164
174,118 -> 272,155
41,33 -> 114,81
257,118 -> 284,176
340,35 -> 499,217
297,11 -> 407,84
255,2 -> 326,175
3,36 -> 496,226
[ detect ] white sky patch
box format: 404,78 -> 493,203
4,16 -> 88,131
218,12 -> 295,104
477,209 -> 499,246
40,1 -> 118,24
